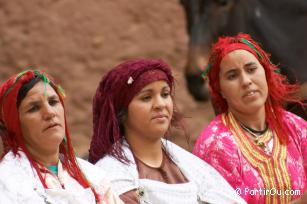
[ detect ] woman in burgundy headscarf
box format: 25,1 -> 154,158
193,33 -> 307,204
88,58 -> 245,204
0,70 -> 123,204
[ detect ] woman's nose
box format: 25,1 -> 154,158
241,72 -> 252,87
153,95 -> 165,109
42,104 -> 56,120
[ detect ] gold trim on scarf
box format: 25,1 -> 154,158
222,112 -> 291,204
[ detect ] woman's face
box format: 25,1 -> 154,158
124,80 -> 173,142
19,81 -> 65,155
219,49 -> 268,114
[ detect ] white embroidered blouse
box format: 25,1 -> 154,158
0,151 -> 123,204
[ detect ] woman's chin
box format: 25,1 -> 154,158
150,128 -> 169,139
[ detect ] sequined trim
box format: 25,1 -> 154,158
222,112 -> 292,203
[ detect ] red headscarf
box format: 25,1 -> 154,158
204,33 -> 301,143
89,59 -> 184,164
0,71 -> 54,154
0,70 -> 99,202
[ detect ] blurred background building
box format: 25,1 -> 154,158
0,0 -> 215,157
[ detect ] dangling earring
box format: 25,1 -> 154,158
63,135 -> 67,144
267,97 -> 277,119
220,91 -> 226,99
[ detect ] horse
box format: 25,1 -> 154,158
180,0 -> 307,105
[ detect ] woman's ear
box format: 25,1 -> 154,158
117,109 -> 127,123
117,109 -> 128,135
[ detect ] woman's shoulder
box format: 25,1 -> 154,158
95,154 -> 122,169
0,151 -> 15,168
206,114 -> 224,127
282,110 -> 306,140
163,140 -> 222,172
95,142 -> 136,170
283,110 -> 306,124
94,150 -> 139,195
282,111 -> 306,132
0,152 -> 18,179
77,158 -> 124,201
0,151 -> 31,176
194,114 -> 234,155
95,152 -> 137,179
198,114 -> 229,139
0,151 -> 44,202
77,158 -> 107,180
163,140 -> 246,204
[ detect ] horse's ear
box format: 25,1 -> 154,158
179,0 -> 187,6
216,0 -> 229,7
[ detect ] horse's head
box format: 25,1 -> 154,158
180,0 -> 246,101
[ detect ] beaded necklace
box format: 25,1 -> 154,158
240,122 -> 268,137
238,120 -> 272,154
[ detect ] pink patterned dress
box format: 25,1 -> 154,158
193,111 -> 306,204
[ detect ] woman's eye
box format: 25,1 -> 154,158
247,67 -> 257,73
49,99 -> 59,106
28,105 -> 39,112
227,73 -> 237,80
141,96 -> 151,101
161,92 -> 170,98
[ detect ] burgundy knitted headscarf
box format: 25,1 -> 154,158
89,59 -> 176,164
0,70 -> 99,202
204,33 -> 301,143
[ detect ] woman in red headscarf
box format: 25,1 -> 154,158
0,70 -> 123,204
88,59 -> 246,204
193,33 -> 307,204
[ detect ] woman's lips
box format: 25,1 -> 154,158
44,123 -> 60,131
243,90 -> 258,98
152,114 -> 168,120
